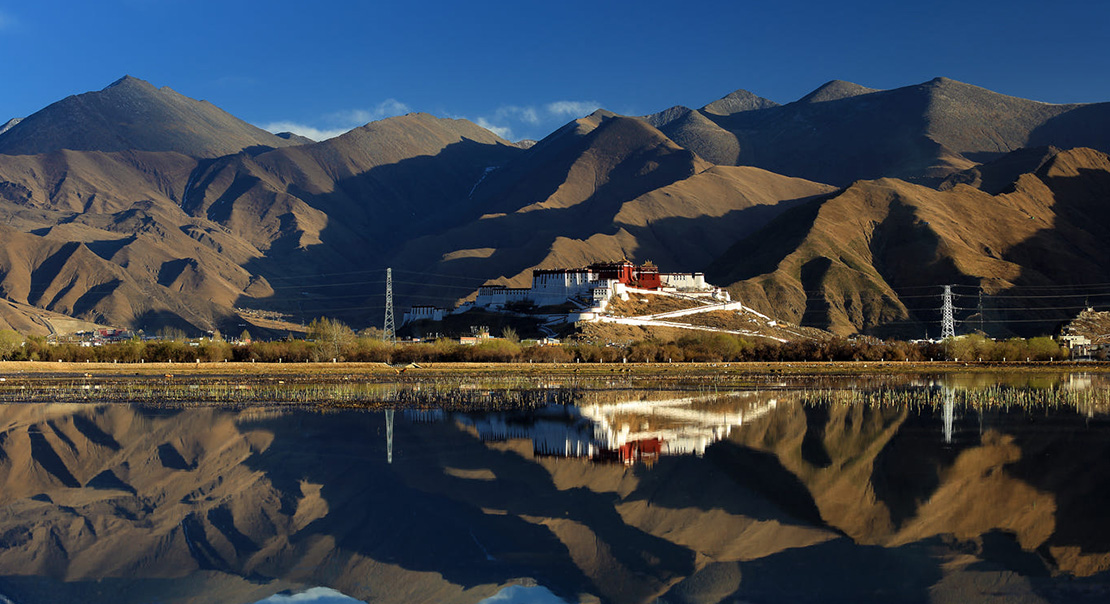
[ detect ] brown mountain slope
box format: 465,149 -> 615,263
388,113 -> 711,288
707,147 -> 1110,337
648,108 -> 742,166
797,80 -> 879,104
0,298 -> 105,336
385,113 -> 834,310
0,111 -> 521,332
0,221 -> 251,333
183,113 -> 523,253
701,88 -> 780,116
938,146 -> 1062,195
0,76 -> 302,158
662,77 -> 1110,187
643,89 -> 777,166
0,149 -> 271,333
0,149 -> 197,215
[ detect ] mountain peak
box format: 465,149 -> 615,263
324,111 -> 513,161
104,75 -> 155,91
702,89 -> 778,116
798,80 -> 879,104
643,105 -> 693,129
0,76 -> 302,158
922,77 -> 983,93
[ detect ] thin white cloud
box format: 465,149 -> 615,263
260,121 -> 350,142
476,117 -> 514,140
545,100 -> 601,119
327,99 -> 411,126
470,99 -> 601,142
259,98 -> 412,142
254,587 -> 365,603
491,105 -> 540,125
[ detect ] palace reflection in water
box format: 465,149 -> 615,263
1,373 -> 1110,603
408,391 -> 778,465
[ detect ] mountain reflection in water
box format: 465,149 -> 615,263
1,374 -> 1110,603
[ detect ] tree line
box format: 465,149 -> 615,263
0,320 -> 1077,364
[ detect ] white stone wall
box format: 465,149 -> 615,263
403,306 -> 445,324
661,273 -> 708,290
530,270 -> 597,306
475,286 -> 506,307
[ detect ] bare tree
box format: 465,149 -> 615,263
308,317 -> 354,360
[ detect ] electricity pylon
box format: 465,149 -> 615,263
941,285 -> 956,339
384,267 -> 396,344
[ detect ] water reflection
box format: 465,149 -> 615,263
385,408 -> 394,464
1,374 -> 1110,603
943,387 -> 955,444
410,392 -> 777,465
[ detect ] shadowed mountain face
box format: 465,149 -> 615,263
384,112 -> 835,303
708,147 -> 1110,337
1,76 -> 1110,335
649,77 -> 1110,187
0,76 -> 301,158
3,380 -> 1110,603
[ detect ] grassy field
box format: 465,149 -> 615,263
1,359 -> 1107,407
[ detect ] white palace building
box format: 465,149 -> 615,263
403,261 -> 726,325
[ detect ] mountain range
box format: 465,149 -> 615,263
1,75 -> 1109,338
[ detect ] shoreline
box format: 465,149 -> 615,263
2,359 -> 1108,379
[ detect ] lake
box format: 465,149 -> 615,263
1,371 -> 1109,603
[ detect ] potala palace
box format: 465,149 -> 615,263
403,261 -> 729,325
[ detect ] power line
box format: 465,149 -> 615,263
262,268 -> 387,281
391,268 -> 494,282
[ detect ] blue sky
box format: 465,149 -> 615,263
1,0 -> 1108,141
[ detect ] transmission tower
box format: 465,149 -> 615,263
383,267 -> 396,343
978,287 -> 985,334
941,285 -> 956,339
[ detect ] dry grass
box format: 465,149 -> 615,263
673,310 -> 827,339
605,294 -> 704,317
